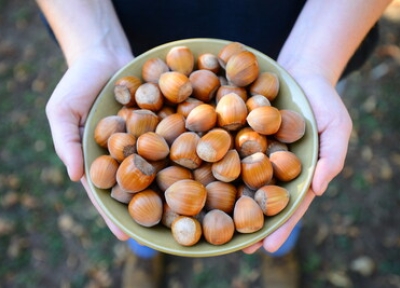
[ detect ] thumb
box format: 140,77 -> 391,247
312,115 -> 352,196
46,104 -> 85,182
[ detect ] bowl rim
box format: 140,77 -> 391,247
83,38 -> 318,257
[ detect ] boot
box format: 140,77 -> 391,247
122,251 -> 163,288
260,249 -> 300,288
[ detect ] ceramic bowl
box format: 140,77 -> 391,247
83,38 -> 318,257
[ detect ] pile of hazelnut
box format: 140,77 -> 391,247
89,42 -> 306,247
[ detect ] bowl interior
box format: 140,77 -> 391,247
83,38 -> 318,257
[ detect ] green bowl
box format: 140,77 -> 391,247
83,38 -> 318,257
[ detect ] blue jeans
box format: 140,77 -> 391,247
127,222 -> 301,258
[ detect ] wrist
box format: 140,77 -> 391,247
277,53 -> 340,87
69,45 -> 134,74
38,0 -> 133,68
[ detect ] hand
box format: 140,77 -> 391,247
243,72 -> 353,253
46,50 -> 132,240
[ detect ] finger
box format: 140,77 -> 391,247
262,189 -> 315,253
243,189 -> 315,254
312,112 -> 352,195
81,177 -> 130,241
46,110 -> 84,182
242,240 -> 263,254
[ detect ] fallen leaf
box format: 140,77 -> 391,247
1,191 -> 19,208
58,213 -> 75,233
361,146 -> 373,162
314,223 -> 329,245
350,256 -> 375,277
20,193 -> 39,209
0,217 -> 15,235
87,265 -> 112,288
379,159 -> 393,180
362,96 -> 377,113
40,166 -> 65,186
327,271 -> 353,288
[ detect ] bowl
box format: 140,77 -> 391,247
83,38 -> 318,257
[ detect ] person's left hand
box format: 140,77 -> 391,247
243,71 -> 352,254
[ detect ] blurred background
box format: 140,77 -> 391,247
1,1 -> 400,287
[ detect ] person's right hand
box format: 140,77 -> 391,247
46,50 -> 133,240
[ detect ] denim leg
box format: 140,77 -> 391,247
127,238 -> 158,259
265,222 -> 302,258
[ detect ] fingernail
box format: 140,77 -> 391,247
316,182 -> 328,196
66,165 -> 72,180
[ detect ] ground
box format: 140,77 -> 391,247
1,1 -> 400,287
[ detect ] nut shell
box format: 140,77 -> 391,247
233,195 -> 264,233
269,151 -> 302,182
141,57 -> 169,83
162,202 -> 180,228
155,113 -> 186,145
274,110 -> 306,143
156,165 -> 193,192
165,179 -> 207,216
117,106 -> 136,121
171,216 -> 202,246
246,95 -> 271,112
189,69 -> 220,102
126,109 -> 159,138
128,189 -> 163,227
111,183 -> 134,204
170,132 -> 202,169
254,185 -> 290,216
114,76 -> 142,107
166,46 -> 194,76
205,181 -> 237,213
247,106 -> 282,135
176,97 -> 204,118
157,106 -> 175,120
215,92 -> 248,131
116,153 -> 156,193
202,209 -> 235,245
108,132 -> 137,162
211,149 -> 241,182
89,155 -> 119,189
197,53 -> 221,74
136,132 -> 170,161
185,104 -> 217,132
225,51 -> 259,87
216,85 -> 248,103
135,82 -> 164,111
235,127 -> 267,158
159,71 -> 193,104
94,115 -> 126,148
217,41 -> 247,68
193,163 -> 216,186
249,72 -> 279,101
265,138 -> 288,156
236,184 -> 256,199
241,152 -> 273,190
196,128 -> 232,162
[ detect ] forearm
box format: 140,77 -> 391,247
278,0 -> 392,84
36,0 -> 132,67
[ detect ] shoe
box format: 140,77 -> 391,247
122,251 -> 163,288
260,249 -> 300,288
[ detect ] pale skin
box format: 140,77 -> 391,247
36,0 -> 393,251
